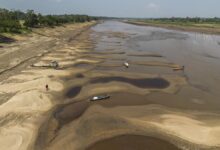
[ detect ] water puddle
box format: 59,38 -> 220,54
65,86 -> 82,98
90,77 -> 169,89
87,135 -> 180,150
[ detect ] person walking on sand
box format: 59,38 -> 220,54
46,84 -> 49,91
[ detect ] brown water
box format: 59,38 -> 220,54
90,77 -> 169,89
65,86 -> 82,98
87,135 -> 180,150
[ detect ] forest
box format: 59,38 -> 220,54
0,8 -> 96,33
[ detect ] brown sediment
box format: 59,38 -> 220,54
87,135 -> 180,150
54,100 -> 89,128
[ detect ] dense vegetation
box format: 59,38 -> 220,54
0,8 -> 96,33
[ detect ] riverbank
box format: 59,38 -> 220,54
125,21 -> 220,35
0,21 -> 97,150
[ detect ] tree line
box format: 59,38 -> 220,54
0,8 -> 97,33
145,17 -> 220,24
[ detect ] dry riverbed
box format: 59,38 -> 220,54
0,20 -> 220,150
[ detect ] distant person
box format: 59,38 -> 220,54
46,84 -> 49,91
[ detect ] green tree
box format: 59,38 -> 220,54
24,10 -> 39,27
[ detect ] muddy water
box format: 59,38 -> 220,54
87,135 -> 180,150
90,77 -> 169,89
38,21 -> 220,150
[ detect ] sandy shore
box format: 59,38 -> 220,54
0,21 -> 97,150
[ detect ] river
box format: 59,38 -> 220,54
40,21 -> 220,150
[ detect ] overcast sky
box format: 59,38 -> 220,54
0,0 -> 219,18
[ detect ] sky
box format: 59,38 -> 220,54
0,0 -> 220,18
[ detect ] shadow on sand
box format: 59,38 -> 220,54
0,34 -> 15,44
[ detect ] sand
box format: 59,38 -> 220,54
45,104 -> 220,150
0,21 -> 97,150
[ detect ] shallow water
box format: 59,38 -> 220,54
90,77 -> 169,89
87,135 -> 180,150
65,86 -> 82,98
92,21 -> 220,110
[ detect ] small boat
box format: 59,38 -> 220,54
31,61 -> 59,69
124,62 -> 129,68
50,61 -> 59,68
173,66 -> 185,71
90,95 -> 110,101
